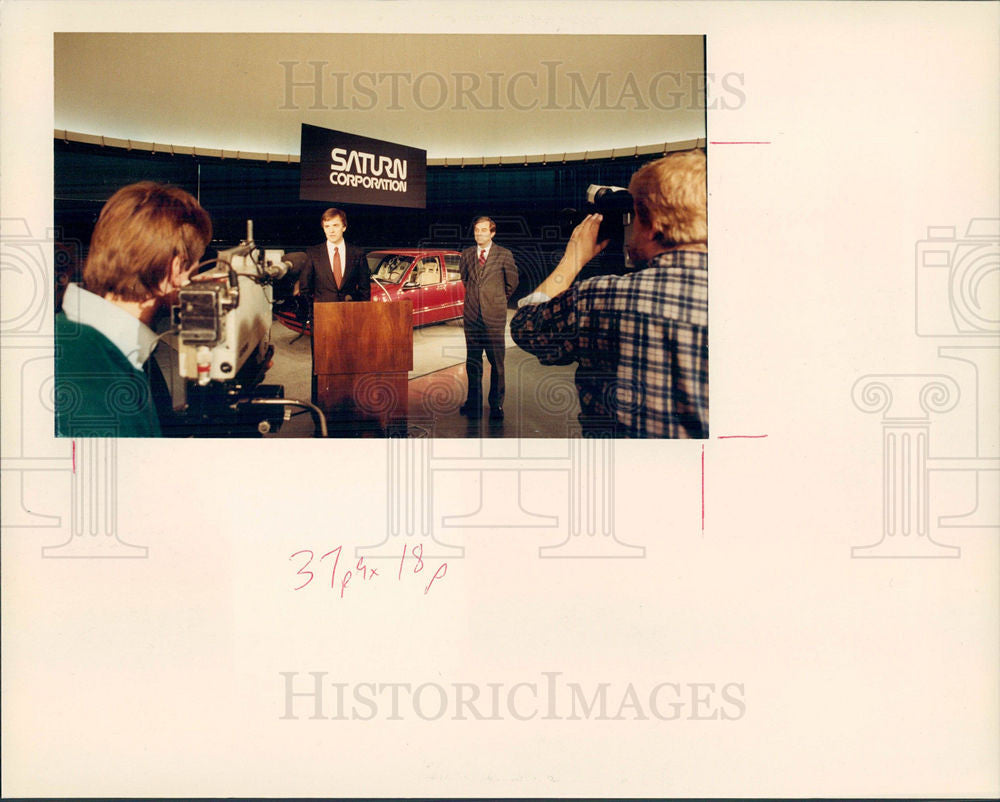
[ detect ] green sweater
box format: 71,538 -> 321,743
54,312 -> 161,437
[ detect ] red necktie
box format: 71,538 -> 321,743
478,249 -> 486,268
332,247 -> 343,288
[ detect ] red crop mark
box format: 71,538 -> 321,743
72,440 -> 76,473
709,141 -> 772,145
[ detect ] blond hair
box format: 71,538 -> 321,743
83,182 -> 211,301
629,149 -> 706,247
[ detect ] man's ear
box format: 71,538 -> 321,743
639,222 -> 658,244
169,255 -> 186,286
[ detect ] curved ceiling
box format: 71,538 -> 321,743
54,33 -> 705,160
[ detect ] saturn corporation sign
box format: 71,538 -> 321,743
299,123 -> 427,209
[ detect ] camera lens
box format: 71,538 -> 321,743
586,184 -> 633,213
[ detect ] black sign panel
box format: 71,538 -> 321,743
299,124 -> 426,209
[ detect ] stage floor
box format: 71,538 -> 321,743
264,312 -> 581,438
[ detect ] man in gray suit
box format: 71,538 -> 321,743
459,216 -> 519,420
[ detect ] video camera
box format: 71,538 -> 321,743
161,221 -> 325,437
562,184 -> 636,269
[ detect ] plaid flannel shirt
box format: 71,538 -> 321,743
510,250 -> 708,438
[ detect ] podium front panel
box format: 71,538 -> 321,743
313,301 -> 413,375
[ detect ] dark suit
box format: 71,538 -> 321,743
460,243 -> 518,408
300,241 -> 370,411
299,242 -> 370,303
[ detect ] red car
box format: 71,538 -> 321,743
367,249 -> 464,326
276,248 -> 464,333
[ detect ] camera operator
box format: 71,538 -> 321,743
55,182 -> 212,437
510,149 -> 708,438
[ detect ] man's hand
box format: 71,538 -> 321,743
533,213 -> 610,300
566,213 -> 610,271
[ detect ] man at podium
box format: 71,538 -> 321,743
301,207 -> 411,435
298,208 -> 370,303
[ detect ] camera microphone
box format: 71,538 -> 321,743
262,250 -> 306,281
281,251 -> 308,276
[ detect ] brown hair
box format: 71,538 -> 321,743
83,182 -> 212,301
473,216 -> 496,234
629,149 -> 707,247
321,208 -> 347,226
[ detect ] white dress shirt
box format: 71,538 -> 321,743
327,241 -> 346,280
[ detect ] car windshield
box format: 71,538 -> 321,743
369,253 -> 412,284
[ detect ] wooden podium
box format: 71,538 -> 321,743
313,301 -> 413,432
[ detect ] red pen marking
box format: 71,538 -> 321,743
717,434 -> 769,439
289,549 -> 315,590
354,556 -> 378,581
293,543 -> 448,597
709,141 -> 772,145
72,440 -> 76,473
425,563 -> 447,595
701,444 -> 705,532
321,546 -> 342,588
